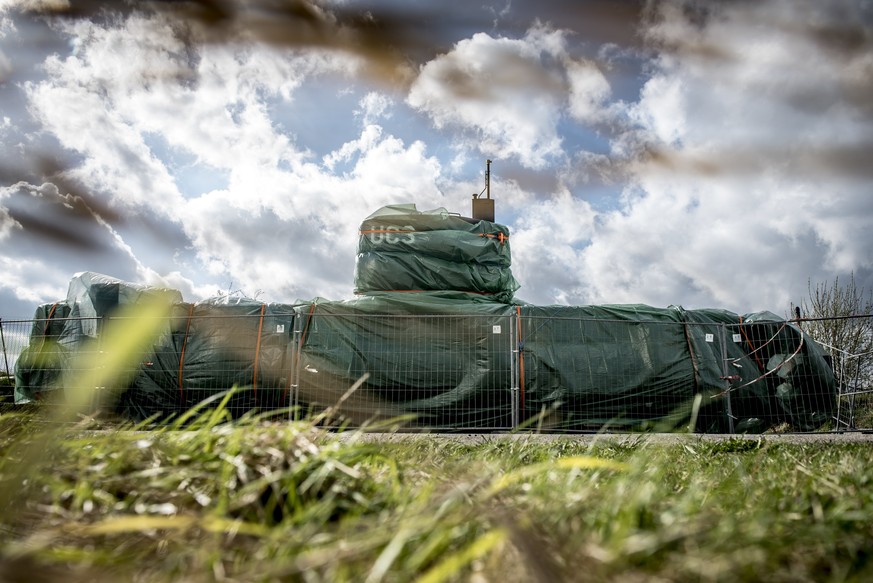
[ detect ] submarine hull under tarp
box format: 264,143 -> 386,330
12,240 -> 837,431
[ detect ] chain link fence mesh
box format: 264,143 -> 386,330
1,312 -> 868,432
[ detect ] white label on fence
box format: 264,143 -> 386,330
493,325 -> 502,334
733,333 -> 742,343
276,324 -> 285,333
705,333 -> 714,343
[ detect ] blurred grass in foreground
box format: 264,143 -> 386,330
1,407 -> 872,582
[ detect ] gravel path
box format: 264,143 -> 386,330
344,431 -> 873,445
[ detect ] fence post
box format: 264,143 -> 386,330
834,376 -> 844,430
289,312 -> 303,422
719,323 -> 736,434
834,351 -> 853,430
93,315 -> 108,412
509,311 -> 519,429
0,319 -> 10,382
847,352 -> 859,429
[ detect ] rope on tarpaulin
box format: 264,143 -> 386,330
252,303 -> 266,398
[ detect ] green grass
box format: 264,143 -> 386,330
1,405 -> 872,583
0,374 -> 14,406
844,393 -> 873,430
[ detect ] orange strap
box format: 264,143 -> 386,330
479,232 -> 508,244
299,303 -> 316,350
178,304 -> 194,397
361,229 -> 507,245
44,303 -> 58,334
252,303 -> 266,394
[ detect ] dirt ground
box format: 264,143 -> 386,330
344,431 -> 873,446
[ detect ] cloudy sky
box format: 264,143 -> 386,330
1,0 -> 871,319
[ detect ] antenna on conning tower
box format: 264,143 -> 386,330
471,159 -> 495,222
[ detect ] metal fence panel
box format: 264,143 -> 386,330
2,311 -> 867,433
1,318 -> 33,400
518,313 -> 720,432
294,312 -> 514,430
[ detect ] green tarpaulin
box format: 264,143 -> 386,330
12,206 -> 838,432
354,204 -> 519,303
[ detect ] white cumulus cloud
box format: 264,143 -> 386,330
407,25 -> 571,169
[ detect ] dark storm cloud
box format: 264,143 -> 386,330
1,181 -> 128,256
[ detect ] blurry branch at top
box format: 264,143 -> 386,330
636,141 -> 873,179
5,0 -> 873,191
1,156 -> 127,251
561,138 -> 873,190
643,1 -> 873,62
2,0 -> 645,201
1,155 -> 190,259
8,0 -> 651,88
14,0 -> 439,87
